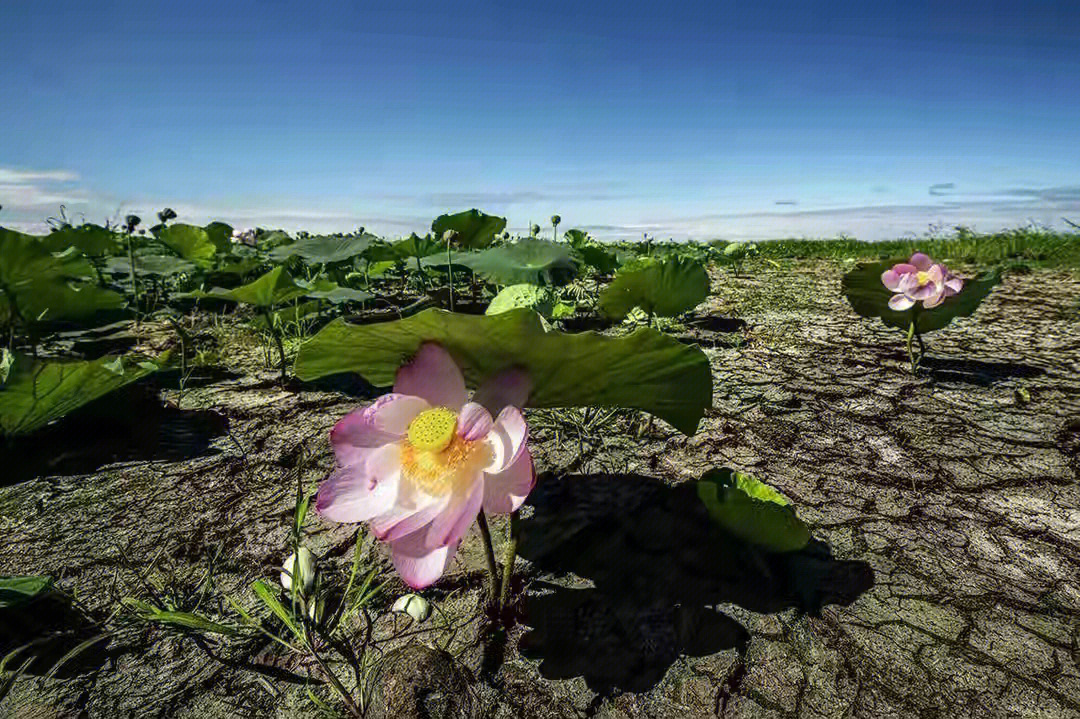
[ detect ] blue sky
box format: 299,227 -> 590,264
2,0 -> 1078,240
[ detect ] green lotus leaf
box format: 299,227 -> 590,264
696,468 -> 810,552
431,209 -> 507,250
576,244 -> 620,274
303,285 -> 374,305
393,233 -> 442,260
598,256 -> 709,319
455,240 -> 578,286
204,222 -> 234,253
295,308 -> 712,435
184,266 -> 307,308
40,224 -> 122,256
154,223 -> 219,264
0,350 -> 168,436
562,229 -> 589,249
0,228 -> 125,325
270,234 -> 379,264
0,576 -> 54,609
105,254 -> 196,278
486,284 -> 553,316
842,261 -> 1001,333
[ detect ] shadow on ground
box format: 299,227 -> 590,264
0,384 -> 228,486
922,356 -> 1046,386
516,473 -> 874,694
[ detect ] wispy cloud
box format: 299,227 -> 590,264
929,182 -> 955,196
774,200 -> 798,206
0,166 -> 86,211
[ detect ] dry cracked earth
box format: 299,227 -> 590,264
1,259 -> 1078,718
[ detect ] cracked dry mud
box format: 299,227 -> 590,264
1,259 -> 1078,718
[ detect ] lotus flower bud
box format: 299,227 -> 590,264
280,547 -> 316,595
391,593 -> 431,622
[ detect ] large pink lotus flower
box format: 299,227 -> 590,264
881,252 -> 964,311
316,343 -> 534,589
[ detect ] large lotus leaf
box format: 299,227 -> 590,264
455,240 -> 578,286
598,257 -> 710,319
186,266 -> 305,308
362,242 -> 401,263
696,468 -> 810,552
0,350 -> 167,435
295,308 -> 712,435
842,261 -> 1001,334
302,285 -> 373,305
486,284 -> 553,316
419,250 -> 477,270
40,224 -> 122,256
271,234 -> 379,264
204,222 -> 234,253
563,229 -> 589,249
0,576 -> 54,608
154,224 -> 218,264
393,233 -> 442,260
0,228 -> 125,324
105,254 -> 197,278
431,209 -> 507,250
576,245 -> 620,274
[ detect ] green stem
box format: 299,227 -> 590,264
475,510 -> 499,606
265,310 -> 287,384
498,511 -> 519,610
447,238 -> 455,312
127,233 -> 139,321
906,319 -> 916,374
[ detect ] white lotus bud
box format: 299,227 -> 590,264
391,593 -> 431,622
280,547 -> 316,595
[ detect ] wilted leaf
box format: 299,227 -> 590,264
295,308 -> 712,434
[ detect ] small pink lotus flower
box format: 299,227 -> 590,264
881,252 -> 963,311
316,343 -> 534,589
231,228 -> 257,247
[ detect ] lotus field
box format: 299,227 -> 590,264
1,210 -> 1079,718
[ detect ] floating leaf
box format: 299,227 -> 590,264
486,284 -> 553,316
0,350 -> 167,435
0,576 -> 54,609
431,209 -> 507,249
295,308 -> 712,434
696,469 -> 810,552
456,240 -> 578,286
842,261 -> 1001,334
270,234 -> 379,264
154,224 -> 218,264
598,257 -> 709,319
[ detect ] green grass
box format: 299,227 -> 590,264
750,227 -> 1080,267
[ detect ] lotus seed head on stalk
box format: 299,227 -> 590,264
157,207 -> 177,223
530,223 -> 540,237
125,214 -> 141,233
551,215 -> 561,227
442,229 -> 458,244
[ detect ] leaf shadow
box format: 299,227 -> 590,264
922,356 -> 1045,387
1,384 -> 228,486
516,473 -> 874,695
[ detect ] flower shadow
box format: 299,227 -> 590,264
922,356 -> 1045,387
515,473 -> 874,694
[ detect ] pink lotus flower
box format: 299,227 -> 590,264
316,343 -> 534,589
881,252 -> 964,311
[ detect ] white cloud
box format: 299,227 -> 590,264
0,168 -> 79,184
